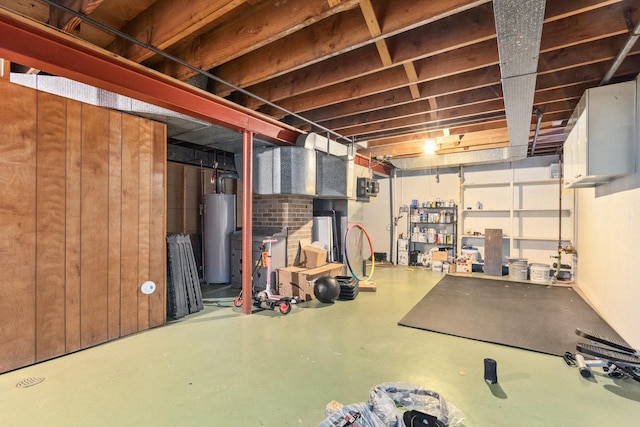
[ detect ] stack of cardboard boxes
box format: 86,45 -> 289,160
277,242 -> 344,301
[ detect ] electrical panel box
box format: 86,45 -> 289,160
356,177 -> 379,201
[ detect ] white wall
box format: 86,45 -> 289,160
362,153 -> 640,348
363,166 -> 460,263
360,177 -> 391,259
574,146 -> 640,348
363,157 -> 564,264
461,156 -> 571,264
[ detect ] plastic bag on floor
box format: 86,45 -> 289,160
319,402 -> 387,427
370,382 -> 465,426
318,382 -> 465,427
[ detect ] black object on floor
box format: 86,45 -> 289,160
398,275 -> 628,356
167,233 -> 204,319
484,358 -> 498,384
403,410 -> 445,427
336,275 -> 359,300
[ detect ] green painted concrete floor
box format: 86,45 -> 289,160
2,266 -> 640,426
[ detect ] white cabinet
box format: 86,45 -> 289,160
563,79 -> 636,188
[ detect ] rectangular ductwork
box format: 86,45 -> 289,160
391,0 -> 545,171
296,132 -> 356,198
235,146 -> 357,198
316,153 -> 354,199
494,0 -> 546,148
236,146 -> 317,196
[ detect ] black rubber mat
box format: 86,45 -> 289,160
398,275 -> 627,356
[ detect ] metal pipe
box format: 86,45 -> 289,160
39,0 -> 353,145
241,130 -> 254,315
600,12 -> 640,86
216,172 -> 238,194
389,168 -> 396,263
557,153 -> 563,261
200,161 -> 205,277
530,108 -> 543,155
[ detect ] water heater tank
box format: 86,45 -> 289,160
204,193 -> 236,283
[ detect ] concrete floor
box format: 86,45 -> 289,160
1,266 -> 640,426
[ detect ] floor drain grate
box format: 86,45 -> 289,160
16,376 -> 45,388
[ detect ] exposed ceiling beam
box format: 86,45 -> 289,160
108,0 -> 248,63
244,36 -> 499,111
283,30 -> 635,127
0,7 -> 300,144
283,50 -> 640,139
153,0 -> 364,81
209,0 -> 492,95
222,0 -> 626,112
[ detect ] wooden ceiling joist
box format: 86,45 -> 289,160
2,0 -> 636,160
0,8 -> 300,145
209,0 -> 493,96
108,0 -> 249,63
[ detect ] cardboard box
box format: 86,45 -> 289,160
277,266 -> 306,299
299,245 -> 328,268
295,240 -> 328,268
455,258 -> 472,274
432,251 -> 448,262
277,262 -> 344,301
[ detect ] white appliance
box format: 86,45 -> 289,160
312,216 -> 334,262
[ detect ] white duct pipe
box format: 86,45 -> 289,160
296,132 -> 356,159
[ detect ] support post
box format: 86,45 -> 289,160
241,130 -> 254,315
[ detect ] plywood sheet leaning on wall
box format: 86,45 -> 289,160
0,78 -> 167,373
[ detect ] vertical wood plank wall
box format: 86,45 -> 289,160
0,79 -> 37,370
36,91 -> 67,361
0,79 -> 167,373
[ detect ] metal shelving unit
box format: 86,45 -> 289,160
408,205 -> 458,262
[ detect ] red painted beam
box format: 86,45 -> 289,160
355,153 -> 392,177
0,9 -> 393,177
0,8 -> 300,145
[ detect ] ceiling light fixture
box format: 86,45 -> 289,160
424,138 -> 437,155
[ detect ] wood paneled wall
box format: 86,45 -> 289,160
0,79 -> 166,373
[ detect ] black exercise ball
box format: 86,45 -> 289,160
313,276 -> 340,303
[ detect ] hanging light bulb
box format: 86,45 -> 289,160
424,138 -> 437,155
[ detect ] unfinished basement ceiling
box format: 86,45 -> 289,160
2,0 -> 640,165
